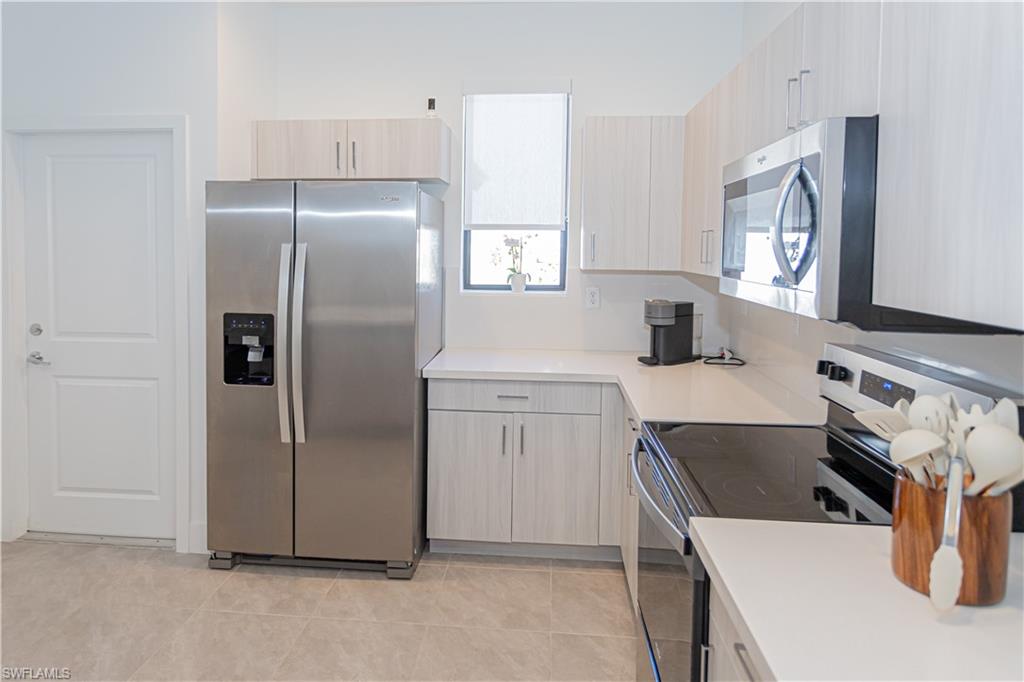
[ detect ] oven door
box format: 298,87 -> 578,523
719,119 -> 845,320
632,437 -> 698,682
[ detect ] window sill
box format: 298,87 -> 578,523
459,288 -> 567,297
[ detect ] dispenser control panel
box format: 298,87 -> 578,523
223,313 -> 274,386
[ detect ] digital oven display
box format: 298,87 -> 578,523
859,370 -> 916,407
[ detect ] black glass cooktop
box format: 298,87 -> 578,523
643,421 -> 893,523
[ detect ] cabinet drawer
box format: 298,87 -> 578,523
709,583 -> 773,681
428,379 -> 601,415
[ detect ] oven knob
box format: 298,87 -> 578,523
815,360 -> 834,376
826,364 -> 851,382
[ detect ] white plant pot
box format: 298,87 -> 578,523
509,273 -> 528,293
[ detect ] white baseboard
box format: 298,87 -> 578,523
429,539 -> 622,562
188,521 -> 207,555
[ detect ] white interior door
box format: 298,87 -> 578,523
23,131 -> 177,539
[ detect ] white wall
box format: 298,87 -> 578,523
1,1 -> 218,547
218,1 -> 748,353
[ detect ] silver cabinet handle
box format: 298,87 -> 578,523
705,230 -> 714,267
496,394 -> 529,400
699,230 -> 706,264
625,452 -> 635,497
351,140 -> 357,174
276,244 -> 292,444
27,351 -> 50,366
335,141 -> 341,172
291,242 -> 308,444
520,423 -> 525,455
501,424 -> 507,455
733,643 -> 757,682
590,233 -> 596,263
627,416 -> 638,431
699,644 -> 711,682
786,77 -> 798,131
797,69 -> 811,127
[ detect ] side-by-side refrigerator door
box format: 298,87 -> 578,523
206,181 -> 295,556
293,182 -> 419,562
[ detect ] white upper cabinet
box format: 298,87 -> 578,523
748,5 -> 804,151
873,2 -> 1023,330
681,96 -> 712,275
800,2 -> 881,122
347,118 -> 451,183
647,117 -> 686,271
581,117 -> 653,270
251,118 -> 451,182
252,120 -> 348,180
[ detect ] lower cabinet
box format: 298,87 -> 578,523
707,583 -> 771,682
620,404 -> 641,609
427,406 -> 601,545
426,410 -> 513,543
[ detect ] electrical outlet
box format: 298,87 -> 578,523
585,287 -> 601,309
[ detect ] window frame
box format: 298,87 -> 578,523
461,92 -> 572,292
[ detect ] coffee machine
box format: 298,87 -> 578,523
638,300 -> 698,366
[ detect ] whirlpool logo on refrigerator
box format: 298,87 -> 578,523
379,195 -> 401,202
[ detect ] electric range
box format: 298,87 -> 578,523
631,344 -> 1024,682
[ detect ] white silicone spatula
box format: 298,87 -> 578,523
929,442 -> 965,612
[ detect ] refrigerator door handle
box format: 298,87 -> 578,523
291,242 -> 309,444
276,243 -> 292,444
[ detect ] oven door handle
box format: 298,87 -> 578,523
632,438 -> 688,555
770,162 -> 820,287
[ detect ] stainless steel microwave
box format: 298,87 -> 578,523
718,116 -> 1010,334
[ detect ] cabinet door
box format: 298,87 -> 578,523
512,413 -> 601,545
648,117 -> 685,271
801,1 -> 881,123
581,117 -> 652,270
427,410 -> 513,542
347,118 -> 451,182
703,81 -> 727,277
598,385 -> 624,546
749,6 -> 804,151
252,120 -> 347,180
681,96 -> 711,275
874,2 -> 1023,329
620,407 -> 641,610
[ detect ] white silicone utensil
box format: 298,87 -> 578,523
890,429 -> 946,485
853,408 -> 911,441
989,398 -> 1021,434
964,423 -> 1023,496
930,446 -> 965,612
908,395 -> 954,436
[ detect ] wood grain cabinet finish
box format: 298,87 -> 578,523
347,118 -> 451,183
647,117 -> 686,271
427,379 -> 601,415
511,413 -> 601,545
426,410 -> 513,543
681,96 -> 711,276
873,1 -> 1023,329
598,385 -> 625,546
252,120 -> 347,180
620,403 -> 641,610
581,117 -> 653,270
251,118 -> 451,182
708,583 -> 773,682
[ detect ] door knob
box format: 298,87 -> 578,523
27,351 -> 51,366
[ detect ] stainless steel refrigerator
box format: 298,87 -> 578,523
205,181 -> 442,578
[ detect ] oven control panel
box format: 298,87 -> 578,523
858,370 -> 916,407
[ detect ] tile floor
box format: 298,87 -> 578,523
1,540 -> 637,681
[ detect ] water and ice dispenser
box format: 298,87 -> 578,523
223,313 -> 274,385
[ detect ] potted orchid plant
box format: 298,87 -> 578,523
504,236 -> 531,293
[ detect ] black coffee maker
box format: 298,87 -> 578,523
638,300 -> 697,366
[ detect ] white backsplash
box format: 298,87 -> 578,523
723,296 -> 1024,403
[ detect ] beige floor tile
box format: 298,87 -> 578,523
434,566 -> 551,631
14,601 -> 193,681
316,565 -> 446,624
411,625 -> 551,681
0,592 -> 85,665
2,543 -> 149,603
551,572 -> 635,637
131,609 -> 307,681
550,633 -> 637,681
448,553 -> 553,570
273,618 -> 425,681
1,540 -> 59,565
419,550 -> 451,566
203,564 -> 337,616
550,559 -> 624,575
114,550 -> 231,610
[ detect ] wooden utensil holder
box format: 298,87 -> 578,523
891,472 -> 1011,605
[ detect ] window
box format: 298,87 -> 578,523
462,93 -> 570,291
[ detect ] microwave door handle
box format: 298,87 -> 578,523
291,242 -> 308,444
791,164 -> 821,284
770,163 -> 802,286
276,244 -> 292,444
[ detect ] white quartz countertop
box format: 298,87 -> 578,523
423,348 -> 825,425
690,517 -> 1024,681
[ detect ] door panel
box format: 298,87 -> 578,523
253,120 -> 347,180
206,181 -> 295,555
648,117 -> 685,272
512,413 -> 601,545
427,410 -> 513,542
347,119 -> 450,182
294,181 -> 419,561
24,131 -> 177,538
